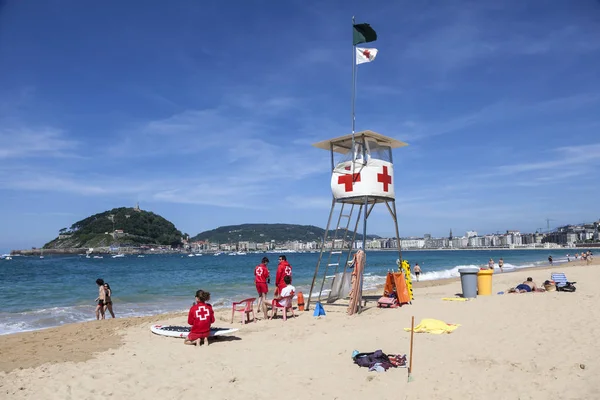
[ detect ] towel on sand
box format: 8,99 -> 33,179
404,318 -> 460,334
441,297 -> 469,302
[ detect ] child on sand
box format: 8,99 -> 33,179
185,290 -> 215,347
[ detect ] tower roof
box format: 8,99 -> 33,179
312,130 -> 408,154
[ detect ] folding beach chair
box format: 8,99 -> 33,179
550,273 -> 576,292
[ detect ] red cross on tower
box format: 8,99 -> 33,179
196,305 -> 210,320
337,173 -> 361,192
377,166 -> 392,192
362,49 -> 371,59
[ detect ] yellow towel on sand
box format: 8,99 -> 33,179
441,297 -> 469,302
404,318 -> 460,334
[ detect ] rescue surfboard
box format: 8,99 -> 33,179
150,325 -> 239,338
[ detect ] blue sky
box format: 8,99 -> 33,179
1,0 -> 600,251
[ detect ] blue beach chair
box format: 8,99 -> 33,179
550,273 -> 576,292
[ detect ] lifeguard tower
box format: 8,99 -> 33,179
306,130 -> 408,314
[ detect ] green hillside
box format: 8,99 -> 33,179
191,223 -> 379,243
44,207 -> 183,249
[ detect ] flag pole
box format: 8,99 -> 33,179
351,16 -> 357,156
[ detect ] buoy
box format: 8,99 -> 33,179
297,291 -> 305,311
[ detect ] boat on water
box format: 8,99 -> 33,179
187,254 -> 195,257
214,252 -> 223,256
93,255 -> 103,259
137,255 -> 145,258
194,253 -> 203,256
112,254 -> 125,258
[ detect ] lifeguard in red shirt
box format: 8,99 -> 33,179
254,257 -> 270,319
185,289 -> 215,347
275,255 -> 292,295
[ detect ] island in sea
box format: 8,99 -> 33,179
12,205 -> 184,256
10,206 -> 379,256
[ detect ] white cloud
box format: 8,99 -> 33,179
0,127 -> 80,159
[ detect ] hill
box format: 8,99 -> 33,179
191,223 -> 380,244
44,207 -> 183,249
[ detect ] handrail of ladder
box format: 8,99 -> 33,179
306,198 -> 336,311
316,202 -> 353,303
319,203 -> 356,302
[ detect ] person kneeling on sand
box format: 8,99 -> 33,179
270,275 -> 295,320
511,277 -> 544,293
185,290 -> 215,347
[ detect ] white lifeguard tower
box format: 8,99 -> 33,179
306,130 -> 408,314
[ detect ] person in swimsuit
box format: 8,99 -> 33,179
498,258 -> 504,273
94,278 -> 106,320
103,283 -> 116,318
413,263 -> 422,281
488,258 -> 494,270
514,277 -> 539,293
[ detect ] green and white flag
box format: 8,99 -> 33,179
353,23 -> 377,46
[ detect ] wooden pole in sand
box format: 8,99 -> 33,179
408,316 -> 415,382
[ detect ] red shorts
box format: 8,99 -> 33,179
272,299 -> 284,308
188,331 -> 209,341
256,282 -> 268,294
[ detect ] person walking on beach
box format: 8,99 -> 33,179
548,255 -> 553,265
94,278 -> 106,320
275,255 -> 292,296
185,290 -> 215,347
498,258 -> 504,273
413,263 -> 422,281
103,283 -> 116,318
254,257 -> 270,319
488,258 -> 494,270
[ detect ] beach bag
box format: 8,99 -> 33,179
353,350 -> 394,370
377,296 -> 398,308
557,283 -> 576,292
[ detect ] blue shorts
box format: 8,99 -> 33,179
515,284 -> 531,292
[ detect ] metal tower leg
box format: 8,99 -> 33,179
307,198 -> 336,311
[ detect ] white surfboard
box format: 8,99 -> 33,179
150,324 -> 239,338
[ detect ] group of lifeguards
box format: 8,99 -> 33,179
254,255 -> 295,319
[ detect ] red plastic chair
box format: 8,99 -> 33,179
269,294 -> 295,321
231,298 -> 256,324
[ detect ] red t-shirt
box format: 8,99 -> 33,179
254,263 -> 270,284
276,261 -> 292,290
188,301 -> 215,336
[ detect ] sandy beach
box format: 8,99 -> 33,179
1,258 -> 598,400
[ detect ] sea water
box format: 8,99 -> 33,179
0,249 -> 572,335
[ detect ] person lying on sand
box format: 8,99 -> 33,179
509,277 -> 545,293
